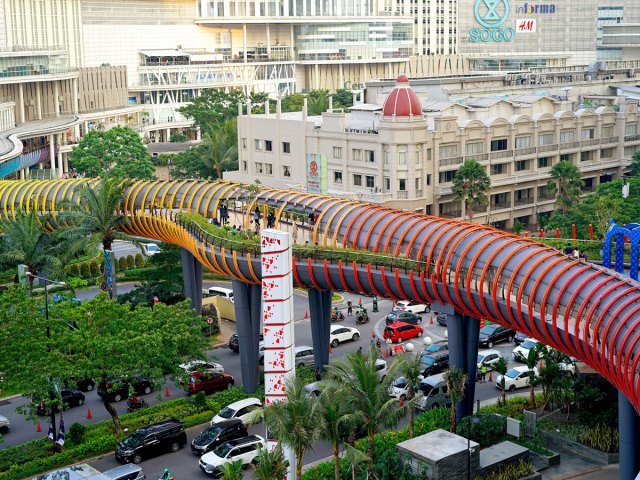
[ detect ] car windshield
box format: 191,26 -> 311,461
213,442 -> 234,458
121,433 -> 144,448
217,406 -> 236,419
425,344 -> 442,352
505,369 -> 521,379
419,383 -> 434,395
393,377 -> 408,388
387,314 -> 398,320
199,426 -> 222,441
480,325 -> 498,335
147,245 -> 160,252
522,340 -> 537,349
420,354 -> 436,366
384,328 -> 394,336
477,353 -> 486,363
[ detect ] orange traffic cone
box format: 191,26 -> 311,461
359,298 -> 363,306
385,348 -> 390,358
165,386 -> 170,397
36,422 -> 41,433
329,346 -> 333,354
429,315 -> 434,325
304,311 -> 309,319
87,408 -> 92,419
488,371 -> 493,382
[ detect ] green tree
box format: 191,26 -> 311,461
494,358 -> 508,407
203,119 -> 239,179
452,160 -> 491,221
443,367 -> 468,434
333,89 -> 355,109
253,445 -> 289,480
630,151 -> 640,176
547,160 -> 583,214
526,347 -> 539,408
326,347 -> 403,479
318,387 -> 358,480
177,89 -> 266,129
218,459 -> 243,480
263,376 -> 323,480
394,353 -> 423,438
171,144 -> 215,180
70,126 -> 155,180
169,133 -> 189,143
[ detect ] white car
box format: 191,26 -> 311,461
393,300 -> 431,314
179,360 -> 224,374
477,349 -> 505,370
0,414 -> 9,433
496,366 -> 539,391
199,435 -> 266,476
388,375 -> 424,400
211,397 -> 262,426
202,286 -> 234,303
141,243 -> 161,256
512,338 -> 539,363
330,325 -> 360,348
375,359 -> 388,382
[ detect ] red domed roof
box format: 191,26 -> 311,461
382,75 -> 422,118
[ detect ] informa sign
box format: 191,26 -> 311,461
306,154 -> 327,194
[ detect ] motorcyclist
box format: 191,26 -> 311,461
159,468 -> 172,480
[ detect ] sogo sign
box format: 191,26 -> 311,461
469,0 -> 516,42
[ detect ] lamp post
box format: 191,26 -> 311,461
26,272 -> 65,452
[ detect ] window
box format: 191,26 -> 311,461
398,150 -> 407,165
439,170 -> 456,183
384,149 -> 391,165
265,163 -> 272,174
560,154 -> 572,162
416,149 -> 422,164
515,136 -> 531,149
600,148 -> 614,159
352,149 -> 362,161
366,176 -> 375,188
427,149 -> 432,161
626,124 -> 638,136
265,140 -> 272,152
538,133 -> 553,146
256,162 -> 263,173
426,174 -> 431,186
385,177 -> 390,190
581,128 -> 594,140
242,138 -> 247,149
601,125 -> 614,138
283,166 -> 291,177
353,174 -> 362,186
491,163 -> 505,175
366,150 -> 375,162
465,142 -> 483,156
580,151 -> 592,162
399,179 -> 406,191
333,147 -> 342,159
334,171 -> 342,184
415,178 -> 421,190
559,131 -> 574,143
282,142 -> 291,154
439,144 -> 458,158
242,161 -> 247,172
515,160 -> 530,171
254,139 -> 263,150
538,157 -> 550,168
625,146 -> 637,157
490,139 -> 508,151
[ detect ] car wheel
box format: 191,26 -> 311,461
85,383 -> 94,392
298,363 -> 305,368
425,306 -> 431,313
487,341 -> 494,349
114,393 -> 122,402
77,398 -> 84,407
507,335 -> 514,343
397,337 -> 403,343
432,403 -> 440,409
227,383 -> 233,389
417,331 -> 423,338
352,333 -> 359,342
171,441 -> 180,452
144,386 -> 152,395
132,454 -> 142,464
509,385 -> 516,392
331,339 -> 339,348
417,317 -> 422,324
0,426 -> 8,434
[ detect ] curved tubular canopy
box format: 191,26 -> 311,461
3,178 -> 640,413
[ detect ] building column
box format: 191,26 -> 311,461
243,24 -> 248,64
290,25 -> 295,61
63,153 -> 69,174
232,279 -> 262,393
53,81 -> 60,117
35,83 -> 42,120
48,134 -> 57,179
57,134 -> 64,176
309,288 -> 332,370
18,83 -> 25,124
618,393 -> 640,480
74,124 -> 80,141
314,63 -> 319,89
195,127 -> 201,141
448,312 -> 480,422
181,248 -> 203,313
72,77 -> 79,114
19,169 -> 25,180
166,128 -> 171,142
266,24 -> 271,59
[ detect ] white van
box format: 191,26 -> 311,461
202,286 -> 234,303
416,373 -> 452,411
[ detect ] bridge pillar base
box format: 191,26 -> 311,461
181,248 -> 202,313
619,392 -> 640,480
448,312 -> 480,423
232,280 -> 262,393
309,288 -> 332,370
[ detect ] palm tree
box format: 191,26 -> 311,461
452,159 -> 491,222
326,347 -> 404,479
394,353 -> 424,438
318,387 -> 358,480
218,459 -> 243,480
201,119 -> 239,179
0,211 -> 62,292
494,358 -> 508,407
444,367 -> 468,434
526,346 -> 539,408
253,445 -> 289,480
547,160 -> 583,214
263,376 -> 323,480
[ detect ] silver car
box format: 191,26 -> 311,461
0,414 -> 9,434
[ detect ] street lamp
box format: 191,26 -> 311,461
26,272 -> 66,452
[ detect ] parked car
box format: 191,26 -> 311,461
304,382 -> 322,397
419,351 -> 450,377
393,300 -> 431,314
101,464 -> 145,480
179,360 -> 224,374
191,419 -> 248,456
36,389 -> 86,415
496,366 -> 539,391
514,331 -> 528,345
478,324 -> 516,348
211,398 -> 262,426
388,375 -> 424,400
98,377 -> 154,403
202,286 -> 234,302
115,419 -> 187,464
330,325 -> 360,347
0,414 -> 9,434
375,359 -> 388,382
199,435 -> 266,477
188,371 -> 235,395
141,243 -> 161,257
424,341 -> 448,353
477,349 -> 505,371
67,378 -> 95,392
259,345 -> 315,369
512,338 -> 540,363
416,373 -> 453,410
228,333 -> 264,353
385,312 -> 422,326
383,322 -> 424,343
436,312 -> 448,326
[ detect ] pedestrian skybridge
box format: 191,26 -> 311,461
2,178 -> 640,415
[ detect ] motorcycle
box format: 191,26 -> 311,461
127,397 -> 149,413
356,313 -> 370,325
331,309 -> 345,322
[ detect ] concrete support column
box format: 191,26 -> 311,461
448,312 -> 480,423
195,127 -> 201,141
243,24 -> 248,64
36,83 -> 42,120
166,128 -> 171,142
74,124 -> 80,141
266,24 -> 271,58
48,134 -> 57,179
19,169 -> 25,180
54,81 -> 60,117
18,83 -> 25,123
618,392 -> 640,480
232,280 -> 262,393
57,134 -> 64,175
63,154 -> 69,175
72,78 -> 79,114
180,248 -> 203,313
309,288 -> 332,370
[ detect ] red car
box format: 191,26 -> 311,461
188,371 -> 234,395
383,322 -> 424,344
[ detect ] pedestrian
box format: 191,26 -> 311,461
218,202 -> 224,224
573,248 -> 580,259
292,221 -> 299,244
376,338 -> 382,355
580,251 -> 587,261
357,346 -> 363,355
564,242 -> 573,255
308,211 -> 315,227
254,206 -> 261,228
222,202 -> 228,225
315,367 -> 321,382
347,299 -> 353,316
480,365 -> 487,383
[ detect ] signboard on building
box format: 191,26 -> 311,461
516,19 -> 537,32
306,154 -> 327,194
469,0 -> 515,42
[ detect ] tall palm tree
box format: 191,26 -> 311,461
253,445 -> 289,480
526,346 -> 539,408
218,459 -> 243,480
394,353 -> 424,438
201,119 -> 239,179
444,367 -> 468,434
493,358 -> 508,407
547,160 -> 583,214
263,376 -> 323,480
318,387 -> 358,480
0,211 -> 61,292
452,159 -> 491,222
326,347 -> 404,479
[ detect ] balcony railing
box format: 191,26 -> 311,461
515,147 -> 536,156
581,185 -> 595,193
439,156 -> 464,167
538,144 -> 559,153
625,134 -> 640,142
466,153 -> 489,162
440,210 -> 461,219
581,138 -> 600,147
600,136 -> 619,144
537,193 -> 555,201
558,141 -> 580,150
490,150 -> 513,160
491,201 -> 511,210
397,191 -> 409,199
514,197 -> 534,207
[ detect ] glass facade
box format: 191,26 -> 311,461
0,53 -> 71,78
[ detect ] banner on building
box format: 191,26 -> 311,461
306,154 -> 327,194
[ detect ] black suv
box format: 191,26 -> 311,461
228,333 -> 263,353
478,324 -> 516,348
419,351 -> 450,376
115,419 -> 187,464
385,312 -> 421,326
36,389 -> 85,415
98,377 -> 154,402
191,419 -> 248,455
